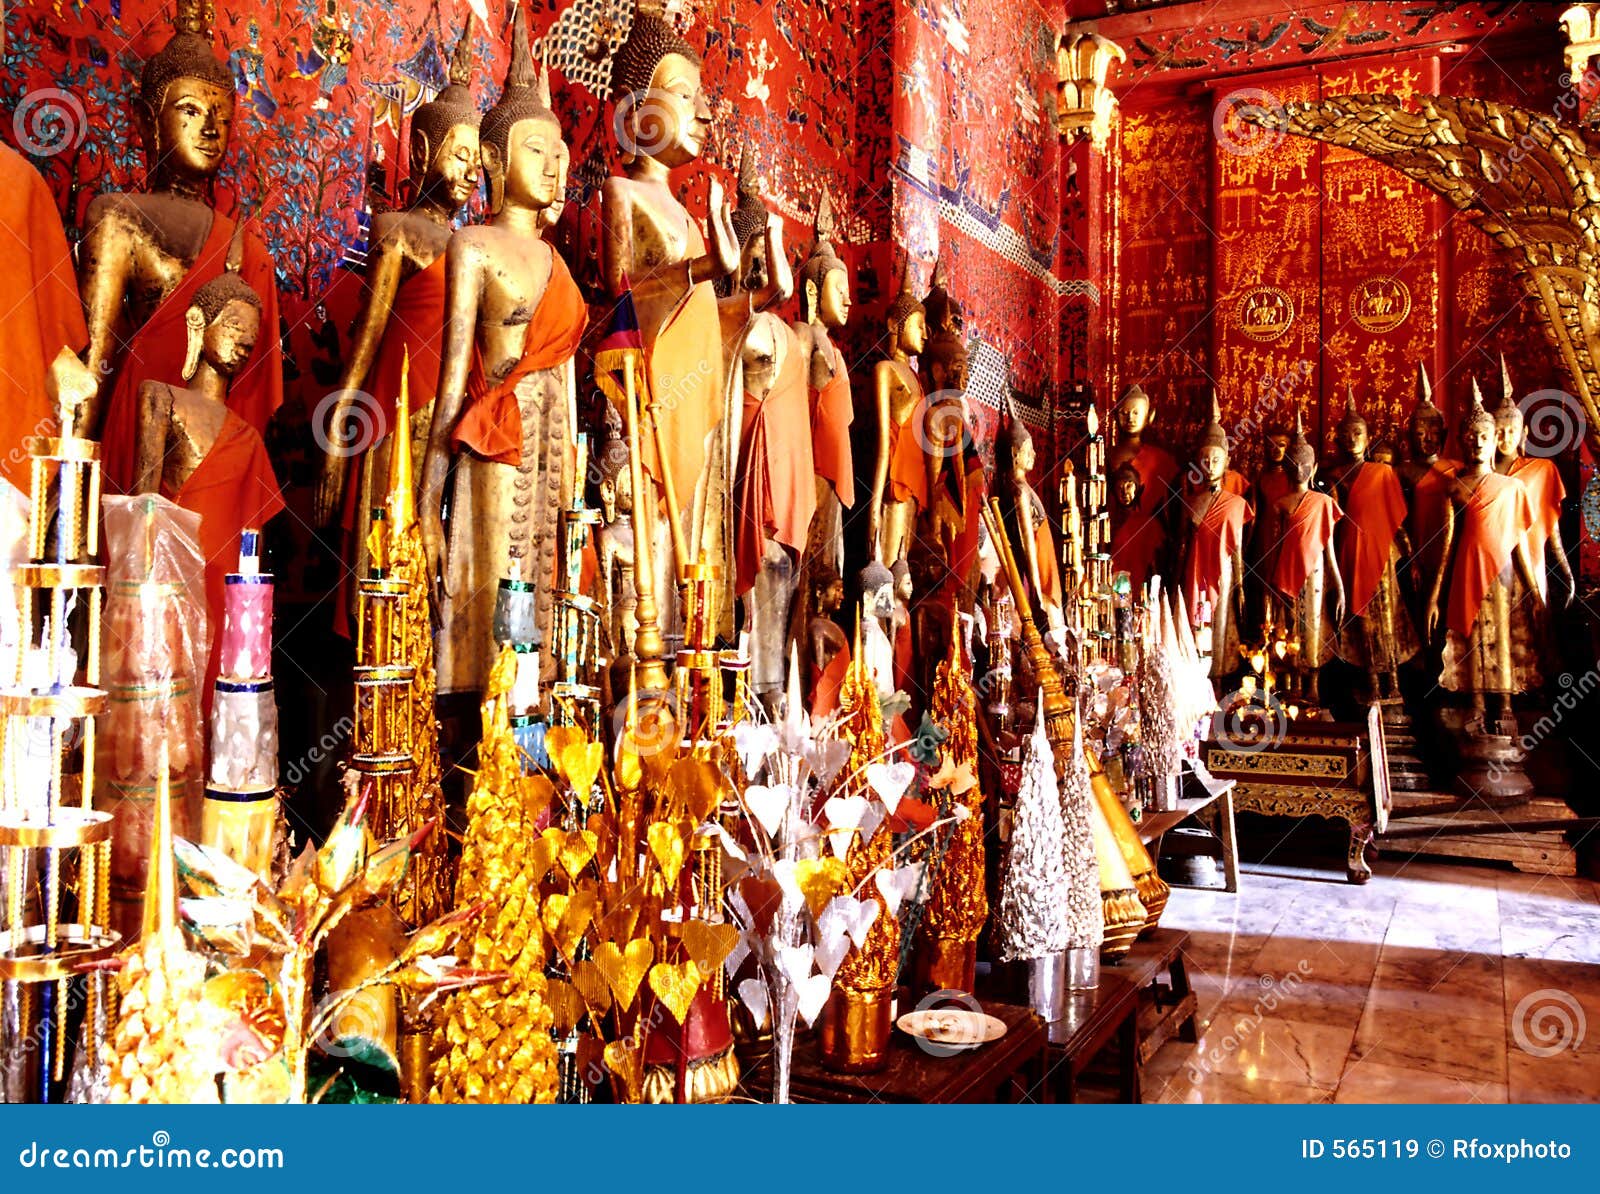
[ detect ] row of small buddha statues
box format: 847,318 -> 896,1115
1106,365 -> 1572,785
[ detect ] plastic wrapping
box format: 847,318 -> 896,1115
97,495 -> 209,939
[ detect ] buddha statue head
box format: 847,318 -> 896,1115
1494,354 -> 1524,460
408,23 -> 482,212
922,257 -> 969,395
610,4 -> 709,171
1111,459 -> 1142,509
1114,383 -> 1152,441
1000,402 -> 1037,482
1462,378 -> 1497,466
1194,394 -> 1229,487
1284,408 -> 1317,488
859,561 -> 895,620
891,559 -> 913,604
887,259 -> 927,358
1335,385 -> 1368,462
137,0 -> 236,192
810,563 -> 845,618
798,192 -> 850,329
181,271 -> 263,385
480,9 -> 564,218
1408,362 -> 1445,461
1263,418 -> 1291,467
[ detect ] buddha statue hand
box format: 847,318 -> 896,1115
707,176 -> 740,278
314,450 -> 350,527
420,502 -> 450,610
1424,596 -> 1439,642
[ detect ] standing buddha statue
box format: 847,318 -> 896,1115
806,564 -> 850,719
315,23 -> 482,600
1179,399 -> 1251,678
418,11 -> 588,695
917,260 -> 984,609
1330,386 -> 1418,703
79,0 -> 282,491
868,262 -> 929,567
1427,382 -> 1544,739
999,412 -> 1065,632
791,192 -> 854,573
601,2 -> 739,638
1265,411 -> 1344,705
1109,459 -> 1165,596
1109,384 -> 1179,555
1495,357 -> 1575,607
1398,364 -> 1457,622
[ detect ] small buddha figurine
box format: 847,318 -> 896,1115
858,561 -> 897,700
917,261 -> 984,592
1266,411 -> 1345,704
1427,382 -> 1544,735
891,560 -> 915,699
80,0 -> 282,490
132,261 -> 284,702
602,2 -> 739,623
315,21 -> 482,585
1330,386 -> 1418,702
1398,364 -> 1457,616
596,414 -> 638,664
1110,458 -> 1165,596
419,12 -> 588,695
1109,384 -> 1179,535
1179,400 -> 1251,677
868,262 -> 929,566
728,176 -> 812,712
791,192 -> 854,573
998,410 -> 1065,631
1495,357 -> 1575,605
806,565 -> 850,719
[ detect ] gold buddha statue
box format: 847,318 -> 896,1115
602,3 -> 739,644
1494,359 -> 1575,606
1264,411 -> 1344,705
418,11 -> 588,695
596,413 -> 639,666
1110,383 -> 1179,537
1000,411 -> 1065,633
791,192 -> 854,574
868,262 -> 928,567
1178,401 -> 1250,678
1329,388 -> 1418,703
80,0 -> 282,491
314,22 -> 483,604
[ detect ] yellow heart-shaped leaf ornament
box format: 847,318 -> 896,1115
681,921 -> 739,976
559,830 -> 599,879
647,960 -> 704,1025
593,938 -> 654,1010
558,742 -> 605,798
647,821 -> 686,889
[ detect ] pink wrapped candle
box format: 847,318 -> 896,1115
221,529 -> 272,680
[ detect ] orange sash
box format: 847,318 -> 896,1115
734,321 -> 817,594
0,146 -> 86,488
1254,467 -> 1290,521
366,254 -> 448,426
1270,491 -> 1342,602
642,280 -> 723,501
1409,458 -> 1459,585
452,253 -> 586,465
1445,472 -> 1533,638
811,341 -> 855,507
169,409 -> 285,706
1338,461 -> 1406,617
1181,488 -> 1249,617
887,388 -> 931,508
1507,455 -> 1564,586
101,213 -> 282,492
810,635 -> 850,720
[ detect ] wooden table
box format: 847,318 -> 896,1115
741,999 -> 1049,1104
1105,927 -> 1200,1065
1140,778 -> 1240,893
1042,971 -> 1140,1103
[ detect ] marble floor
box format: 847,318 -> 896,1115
1143,857 -> 1600,1103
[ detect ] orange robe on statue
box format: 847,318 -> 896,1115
168,410 -> 285,705
0,145 -> 87,487
1270,491 -> 1342,602
1505,455 -> 1564,596
452,254 -> 587,466
734,323 -> 816,594
1112,500 -> 1165,594
101,213 -> 282,492
1337,462 -> 1407,617
1445,473 -> 1535,641
887,390 -> 931,508
640,277 -> 723,502
1408,458 -> 1459,591
1130,442 -> 1179,517
1181,489 -> 1250,619
811,341 -> 854,508
811,637 -> 850,720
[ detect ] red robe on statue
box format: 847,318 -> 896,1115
1254,467 -> 1291,524
452,254 -> 587,466
1408,458 -> 1460,590
1444,472 -> 1535,639
168,410 -> 285,706
811,341 -> 854,508
734,322 -> 817,595
1505,455 -> 1564,595
1112,500 -> 1165,594
0,145 -> 87,488
810,638 -> 850,720
1181,488 -> 1250,619
1270,491 -> 1342,602
101,213 -> 282,493
1129,442 -> 1178,517
1337,461 -> 1407,617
